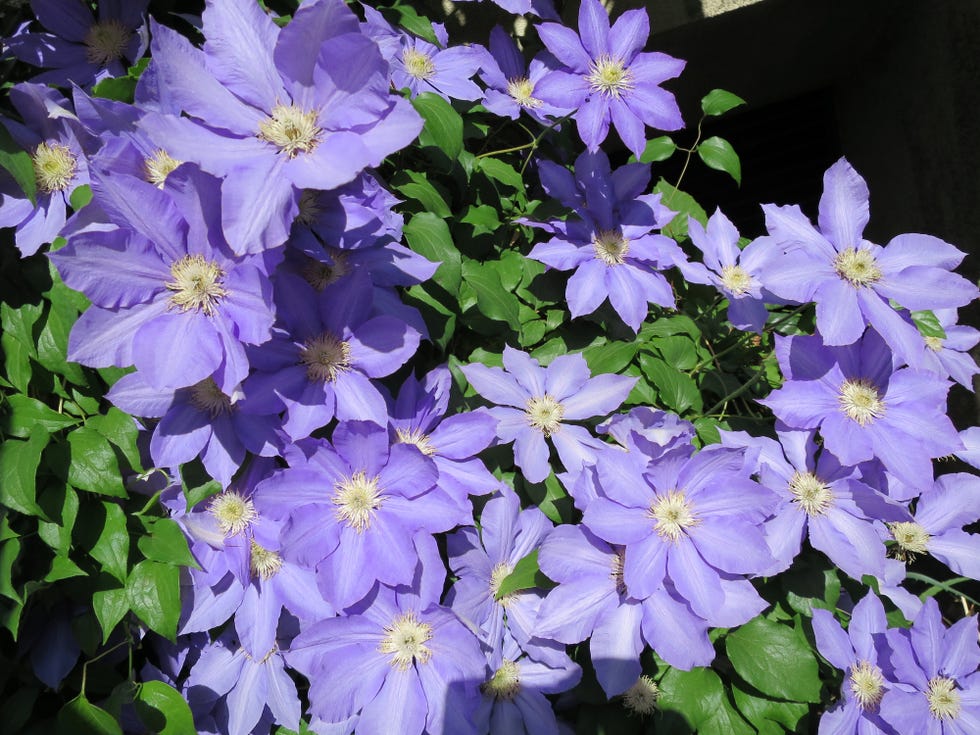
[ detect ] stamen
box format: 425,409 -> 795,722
165,255 -> 228,316
490,562 -> 515,607
32,142 -> 77,194
257,105 -> 321,157
648,490 -> 699,543
720,264 -> 753,296
849,660 -> 885,710
295,190 -> 323,227
586,55 -> 635,98
379,611 -> 433,670
208,492 -> 258,536
889,521 -> 930,560
189,378 -> 232,418
299,332 -> 352,382
592,230 -> 630,266
395,427 -> 436,456
833,248 -> 882,287
924,336 -> 944,352
332,470 -> 383,532
506,77 -> 542,109
144,149 -> 181,188
524,394 -> 565,436
622,675 -> 659,716
301,252 -> 349,292
788,471 -> 834,516
838,378 -> 886,426
926,677 -> 961,720
481,660 -> 521,700
83,20 -> 131,66
403,48 -> 436,80
249,539 -> 283,580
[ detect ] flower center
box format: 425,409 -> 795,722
838,378 -> 886,426
524,394 -> 565,436
249,540 -> 283,580
610,549 -> 627,595
144,149 -> 181,188
299,332 -> 352,382
924,336 -> 944,352
165,255 -> 228,316
208,492 -> 258,536
592,229 -> 630,266
332,470 -> 383,532
188,378 -> 232,418
32,142 -> 77,193
833,247 -> 882,287
648,490 -> 699,543
622,675 -> 660,716
926,677 -> 961,721
257,104 -> 321,157
889,521 -> 930,559
301,252 -> 349,292
295,190 -> 323,227
586,55 -> 634,98
506,77 -> 542,109
720,264 -> 753,296
490,562 -> 516,607
395,427 -> 436,456
83,19 -> 131,66
403,48 -> 435,80
849,660 -> 885,710
788,471 -> 834,516
481,660 -> 521,701
379,611 -> 433,670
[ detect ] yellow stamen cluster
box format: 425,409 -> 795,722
592,230 -> 630,266
490,562 -> 515,607
299,332 -> 352,383
720,264 -> 753,295
586,55 -> 634,98
848,660 -> 885,710
788,471 -> 834,516
482,660 -> 521,700
403,48 -> 436,80
332,470 -> 383,532
838,378 -> 886,426
524,394 -> 565,436
506,77 -> 542,109
249,539 -> 284,580
926,676 -> 961,720
395,427 -> 436,456
83,20 -> 131,66
208,491 -> 258,536
144,149 -> 181,187
379,611 -> 433,670
924,336 -> 944,352
889,521 -> 930,560
833,247 -> 882,287
165,255 -> 228,316
648,490 -> 699,543
32,142 -> 77,193
257,104 -> 321,157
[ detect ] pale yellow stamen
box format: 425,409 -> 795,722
849,660 -> 885,710
592,230 -> 630,266
622,675 -> 659,716
720,264 -> 753,296
648,490 -> 699,542
490,562 -> 515,607
482,660 -> 521,700
395,427 -> 436,456
32,142 -> 77,193
838,378 -> 886,426
189,377 -> 233,418
506,77 -> 542,109
833,247 -> 882,287
524,394 -> 565,436
586,55 -> 634,98
144,149 -> 181,188
83,19 -> 131,66
788,471 -> 834,516
332,470 -> 383,532
208,492 -> 258,536
249,539 -> 283,580
165,255 -> 228,316
257,105 -> 321,157
889,521 -> 930,560
379,611 -> 433,670
403,48 -> 436,80
924,336 -> 944,352
299,332 -> 352,383
926,676 -> 961,720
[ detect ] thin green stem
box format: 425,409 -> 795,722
134,488 -> 163,517
704,367 -> 768,418
906,573 -> 980,609
668,114 -> 704,202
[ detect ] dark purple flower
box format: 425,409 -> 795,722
534,0 -> 685,156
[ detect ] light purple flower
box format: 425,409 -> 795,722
461,346 -> 636,483
916,308 -> 980,389
389,29 -> 484,102
479,27 -> 569,125
534,0 -> 685,156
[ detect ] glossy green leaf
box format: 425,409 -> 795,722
653,179 -> 708,240
57,697 -> 124,735
726,616 -> 822,702
460,204 -> 501,236
134,681 -> 196,735
66,427 -> 127,497
701,88 -> 747,116
87,408 -> 143,472
697,136 -> 742,185
392,172 -> 451,218
91,75 -> 137,103
0,430 -> 50,517
637,135 -> 676,163
93,586 -> 129,643
137,518 -> 197,568
496,549 -> 550,599
461,260 -> 521,330
3,394 -> 79,437
412,93 -> 463,159
403,212 -> 461,292
658,666 -> 754,734
0,537 -> 22,603
912,309 -> 946,339
640,355 -> 702,413
582,340 -> 638,375
475,157 -> 525,192
0,122 -> 36,204
385,4 -> 439,45
127,560 -> 180,640
37,485 -> 80,554
90,502 -> 130,582
44,555 -> 86,582
732,686 -> 809,735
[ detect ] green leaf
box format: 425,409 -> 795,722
37,299 -> 87,384
0,430 -> 50,517
137,518 -> 197,568
93,586 -> 129,643
57,697 -> 124,735
411,93 -> 463,159
496,549 -> 550,599
69,184 -> 93,211
912,309 -> 946,339
66,427 -> 127,497
37,485 -> 80,554
651,334 -> 699,371
384,5 -> 439,45
0,537 -> 21,603
87,408 -> 143,472
697,136 -> 741,185
732,686 -> 809,735
636,135 -> 676,163
639,355 -> 703,413
134,681 -> 196,735
91,75 -> 137,103
653,179 -> 707,241
461,260 -> 521,330
460,204 -> 501,236
475,157 -> 525,192
0,121 -> 36,204
725,616 -> 822,702
90,502 -> 130,583
658,667 -> 754,734
392,172 -> 451,218
45,555 -> 86,582
127,560 -> 180,640
404,212 -> 460,293
3,394 -> 79,437
582,340 -> 638,374
701,88 -> 747,116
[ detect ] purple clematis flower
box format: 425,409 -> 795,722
758,158 -> 978,366
916,308 -> 980,389
810,592 -> 896,734
880,597 -> 980,734
388,25 -> 485,102
479,27 -> 569,125
534,0 -> 685,156
759,329 -> 962,490
461,346 -> 636,483
454,0 -> 558,19
5,0 -> 149,88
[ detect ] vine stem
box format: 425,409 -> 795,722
691,303 -> 810,374
703,367 -> 768,418
906,573 -> 980,609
